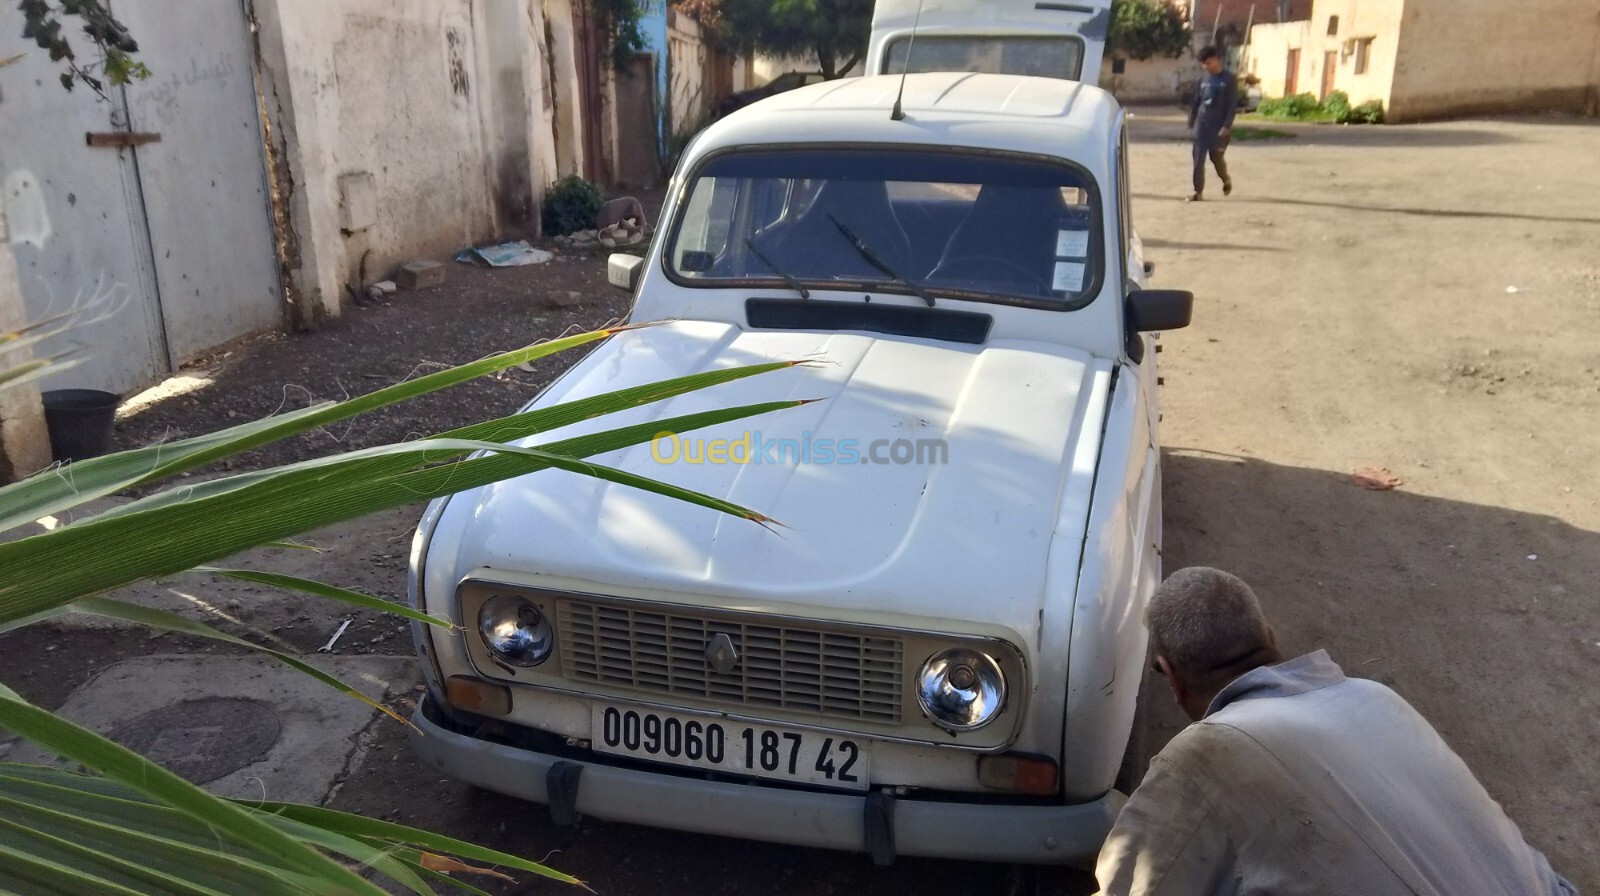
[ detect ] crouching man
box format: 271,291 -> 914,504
1097,567 -> 1577,895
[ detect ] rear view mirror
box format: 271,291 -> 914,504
1127,289 -> 1193,332
608,253 -> 645,293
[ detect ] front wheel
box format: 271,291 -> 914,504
1113,686 -> 1150,795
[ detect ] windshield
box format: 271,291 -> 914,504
883,35 -> 1086,80
667,148 -> 1101,308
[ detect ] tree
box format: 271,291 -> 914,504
675,0 -> 872,80
1107,0 -> 1193,61
16,0 -> 150,98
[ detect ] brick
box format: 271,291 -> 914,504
395,260 -> 445,290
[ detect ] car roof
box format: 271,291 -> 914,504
691,73 -> 1121,173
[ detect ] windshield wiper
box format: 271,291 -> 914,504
745,238 -> 810,299
826,214 -> 936,307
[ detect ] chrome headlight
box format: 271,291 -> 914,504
916,648 -> 1006,732
478,595 -> 554,667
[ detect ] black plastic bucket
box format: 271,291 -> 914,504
41,389 -> 119,463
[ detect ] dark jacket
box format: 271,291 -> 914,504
1189,69 -> 1238,136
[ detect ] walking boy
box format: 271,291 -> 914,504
1188,46 -> 1236,201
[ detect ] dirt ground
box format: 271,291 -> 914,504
4,108 -> 1598,894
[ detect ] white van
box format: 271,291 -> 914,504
409,71 -> 1190,867
867,0 -> 1112,83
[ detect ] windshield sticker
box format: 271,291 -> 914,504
1053,261 -> 1087,293
1055,229 -> 1090,258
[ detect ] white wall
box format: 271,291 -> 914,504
1100,55 -> 1201,104
251,0 -> 586,320
668,11 -> 712,135
0,198 -> 51,481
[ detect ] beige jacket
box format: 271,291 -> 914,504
1096,651 -> 1575,895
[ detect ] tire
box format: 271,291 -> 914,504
1113,686 -> 1150,796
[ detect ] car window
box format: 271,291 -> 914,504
673,176 -> 737,273
883,35 -> 1086,80
667,148 -> 1103,309
772,73 -> 803,91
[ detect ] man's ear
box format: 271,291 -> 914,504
1154,655 -> 1185,702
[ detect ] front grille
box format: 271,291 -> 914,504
557,599 -> 904,724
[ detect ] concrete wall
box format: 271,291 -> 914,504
0,198 -> 51,482
1387,0 -> 1600,121
1247,0 -> 1405,107
1101,55 -> 1201,104
251,0 -> 587,321
668,11 -> 713,137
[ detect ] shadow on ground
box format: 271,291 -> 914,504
324,451 -> 1597,895
1132,191 -> 1600,225
1156,449 -> 1597,886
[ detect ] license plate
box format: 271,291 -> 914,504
590,704 -> 869,791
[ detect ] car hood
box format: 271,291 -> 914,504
428,320 -> 1111,639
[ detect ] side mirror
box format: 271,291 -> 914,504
608,253 -> 646,293
1127,289 -> 1193,332
1143,260 -> 1156,276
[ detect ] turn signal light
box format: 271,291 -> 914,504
445,675 -> 512,716
977,754 -> 1059,796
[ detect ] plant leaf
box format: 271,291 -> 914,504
0,691 -> 383,893
0,328 -> 620,534
250,802 -> 583,887
193,568 -> 453,631
0,401 -> 802,625
419,853 -> 514,882
49,597 -> 412,726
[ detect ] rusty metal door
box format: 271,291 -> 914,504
1285,48 -> 1301,95
0,0 -> 281,395
1321,51 -> 1338,100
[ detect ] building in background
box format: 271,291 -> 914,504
1247,0 -> 1600,120
1101,0 -> 1314,105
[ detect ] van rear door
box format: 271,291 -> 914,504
867,0 -> 1112,82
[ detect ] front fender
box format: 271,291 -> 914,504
1060,365 -> 1160,800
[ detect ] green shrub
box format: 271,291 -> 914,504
1256,96 -> 1290,117
1350,99 -> 1386,124
541,174 -> 604,236
1284,92 -> 1321,118
1259,93 -> 1321,119
1324,89 -> 1352,123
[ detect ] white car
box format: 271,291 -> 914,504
407,72 -> 1191,867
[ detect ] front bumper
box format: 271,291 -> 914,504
410,695 -> 1122,866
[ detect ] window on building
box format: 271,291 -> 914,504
1327,15 -> 1340,35
1354,38 -> 1373,74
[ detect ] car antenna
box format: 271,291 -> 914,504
890,0 -> 927,121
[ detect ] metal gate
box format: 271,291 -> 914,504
0,0 -> 282,395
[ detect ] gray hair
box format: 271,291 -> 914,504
1146,567 -> 1275,681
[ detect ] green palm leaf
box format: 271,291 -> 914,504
0,402 -> 800,625
0,325 -> 812,892
0,692 -> 381,893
